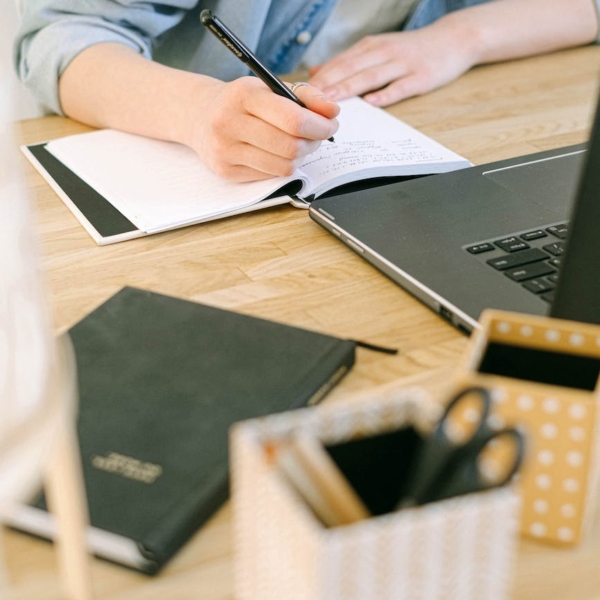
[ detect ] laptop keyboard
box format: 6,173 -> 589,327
465,222 -> 568,303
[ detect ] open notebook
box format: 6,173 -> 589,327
23,97 -> 470,245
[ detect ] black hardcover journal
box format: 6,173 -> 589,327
8,287 -> 355,573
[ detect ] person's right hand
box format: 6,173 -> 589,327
187,76 -> 339,182
58,44 -> 338,184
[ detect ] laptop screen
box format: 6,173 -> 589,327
550,85 -> 600,325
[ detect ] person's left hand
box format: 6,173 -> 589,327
308,22 -> 477,107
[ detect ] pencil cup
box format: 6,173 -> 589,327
456,309 -> 600,546
231,388 -> 520,600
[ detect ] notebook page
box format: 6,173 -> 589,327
299,97 -> 470,196
45,131 -> 299,233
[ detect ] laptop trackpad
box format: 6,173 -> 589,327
483,150 -> 585,214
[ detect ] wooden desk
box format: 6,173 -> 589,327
5,46 -> 600,600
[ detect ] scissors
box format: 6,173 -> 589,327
398,386 -> 525,508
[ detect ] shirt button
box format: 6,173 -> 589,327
296,30 -> 312,45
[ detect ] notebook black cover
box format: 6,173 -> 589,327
11,287 -> 355,573
26,143 -> 139,240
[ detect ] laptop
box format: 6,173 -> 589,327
309,93 -> 600,332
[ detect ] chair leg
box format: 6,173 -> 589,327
44,421 -> 94,600
0,528 -> 9,596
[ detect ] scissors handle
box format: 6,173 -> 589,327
428,426 -> 525,503
438,385 -> 493,443
397,386 -> 525,508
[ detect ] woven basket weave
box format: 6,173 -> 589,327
232,388 -> 520,600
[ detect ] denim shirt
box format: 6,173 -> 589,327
14,0 -> 600,115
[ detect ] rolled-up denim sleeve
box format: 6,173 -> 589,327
14,0 -> 193,115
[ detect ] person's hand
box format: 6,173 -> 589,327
308,21 -> 477,107
187,76 -> 339,182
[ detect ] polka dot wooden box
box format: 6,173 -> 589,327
456,309 -> 600,546
231,389 -> 520,600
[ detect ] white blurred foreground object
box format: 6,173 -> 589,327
0,25 -> 93,600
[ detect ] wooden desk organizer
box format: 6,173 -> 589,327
231,389 -> 519,600
456,309 -> 600,546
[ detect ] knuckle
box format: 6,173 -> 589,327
276,159 -> 299,178
282,110 -> 305,136
280,136 -> 302,160
305,140 -> 322,155
225,77 -> 254,110
227,76 -> 250,95
207,150 -> 239,180
408,76 -> 430,96
211,161 -> 234,179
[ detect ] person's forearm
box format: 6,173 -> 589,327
58,43 -> 217,147
436,0 -> 599,66
58,41 -> 339,182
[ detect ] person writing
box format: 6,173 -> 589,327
15,0 -> 599,183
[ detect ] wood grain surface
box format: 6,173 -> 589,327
4,45 -> 600,600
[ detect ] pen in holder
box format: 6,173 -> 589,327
231,388 -> 520,600
456,309 -> 600,546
